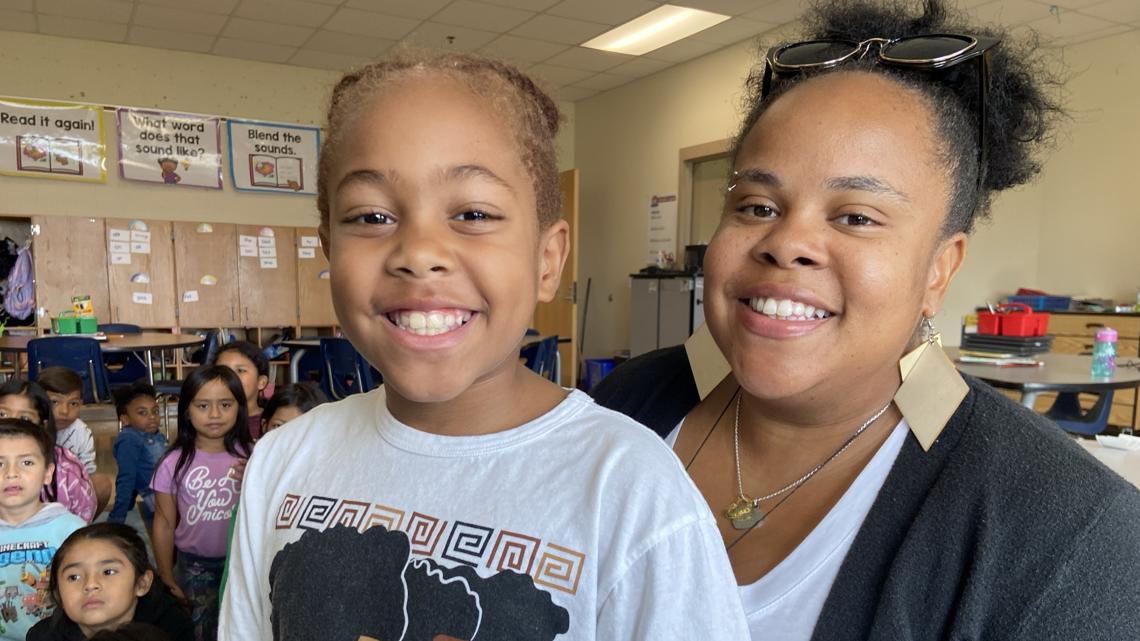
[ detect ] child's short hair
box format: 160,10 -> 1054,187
317,52 -> 562,231
36,366 -> 84,396
0,378 -> 56,440
213,340 -> 269,377
263,382 -> 328,424
113,381 -> 158,417
0,417 -> 54,461
50,523 -> 153,612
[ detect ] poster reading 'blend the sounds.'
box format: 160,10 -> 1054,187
0,98 -> 106,182
227,119 -> 319,195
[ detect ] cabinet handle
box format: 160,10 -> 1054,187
1084,343 -> 1094,350
1085,323 -> 1105,329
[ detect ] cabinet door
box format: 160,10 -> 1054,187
296,228 -> 336,327
172,222 -> 239,327
31,216 -> 110,330
236,225 -> 297,327
105,219 -> 177,327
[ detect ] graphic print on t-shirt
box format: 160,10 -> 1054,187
270,493 -> 578,641
0,540 -> 55,630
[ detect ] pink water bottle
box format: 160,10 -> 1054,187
1091,328 -> 1117,378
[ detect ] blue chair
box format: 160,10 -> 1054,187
97,324 -> 142,334
520,336 -> 559,383
319,338 -> 370,400
27,337 -> 112,403
1045,391 -> 1114,436
97,324 -> 150,385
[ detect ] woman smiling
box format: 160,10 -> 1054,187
595,1 -> 1140,639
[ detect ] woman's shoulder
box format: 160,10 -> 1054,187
590,346 -> 698,438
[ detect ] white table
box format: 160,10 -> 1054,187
1078,439 -> 1140,489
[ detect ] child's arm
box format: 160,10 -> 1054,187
108,435 -> 139,523
75,422 -> 97,475
218,450 -> 271,640
152,491 -> 185,600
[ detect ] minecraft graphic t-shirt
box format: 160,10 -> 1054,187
0,503 -> 85,640
219,388 -> 747,641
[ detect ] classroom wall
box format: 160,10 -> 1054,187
0,32 -> 576,227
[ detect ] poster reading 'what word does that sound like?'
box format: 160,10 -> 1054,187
0,98 -> 105,182
117,108 -> 221,189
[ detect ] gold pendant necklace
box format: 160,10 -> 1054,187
725,394 -> 892,531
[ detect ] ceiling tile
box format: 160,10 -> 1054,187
643,36 -> 722,62
133,4 -> 229,35
136,0 -> 238,13
37,13 -> 127,42
671,0 -> 767,16
528,63 -> 594,85
690,16 -> 777,45
968,0 -> 1054,25
212,36 -> 296,63
304,29 -> 394,57
744,0 -> 807,25
128,25 -> 216,53
402,21 -> 499,51
572,72 -> 629,91
324,7 -> 420,40
344,0 -> 452,20
0,9 -> 36,32
1051,23 -> 1133,46
546,0 -> 658,26
511,14 -> 609,45
432,1 -> 534,33
1028,11 -> 1118,37
607,55 -> 672,77
544,46 -> 633,71
37,0 -> 133,23
223,17 -> 314,46
1080,0 -> 1140,24
0,0 -> 32,10
480,0 -> 559,10
290,48 -> 371,70
553,85 -> 598,102
233,0 -> 336,28
479,34 -> 569,63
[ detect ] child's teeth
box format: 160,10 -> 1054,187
409,312 -> 426,330
776,299 -> 793,317
763,298 -> 778,315
793,302 -> 805,317
804,305 -> 816,318
393,310 -> 471,336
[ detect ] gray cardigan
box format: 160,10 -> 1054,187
592,347 -> 1140,640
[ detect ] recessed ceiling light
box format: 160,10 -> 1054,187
582,4 -> 730,56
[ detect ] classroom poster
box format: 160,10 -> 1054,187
0,98 -> 105,182
227,120 -> 319,194
647,193 -> 678,266
117,108 -> 222,188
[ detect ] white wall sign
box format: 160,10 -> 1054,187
227,120 -> 319,195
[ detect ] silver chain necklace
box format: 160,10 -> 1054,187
725,394 -> 892,530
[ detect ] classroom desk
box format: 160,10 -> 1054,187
950,348 -> 1140,409
1078,439 -> 1140,490
0,332 -> 205,384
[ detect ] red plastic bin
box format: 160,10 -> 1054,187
977,303 -> 1049,337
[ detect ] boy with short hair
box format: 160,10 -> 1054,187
37,367 -> 113,515
0,417 -> 86,640
108,383 -> 166,531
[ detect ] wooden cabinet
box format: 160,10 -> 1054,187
296,228 -> 336,327
1047,312 -> 1140,430
105,219 -> 177,327
172,222 -> 239,327
236,225 -> 297,327
31,216 -> 110,330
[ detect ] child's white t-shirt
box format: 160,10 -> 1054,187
220,388 -> 748,641
57,418 -> 97,475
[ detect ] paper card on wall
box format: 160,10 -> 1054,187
239,235 -> 256,247
110,252 -> 131,265
196,223 -> 213,234
109,241 -> 129,254
260,257 -> 278,269
200,274 -> 217,286
239,245 -> 257,257
300,236 -> 319,248
128,220 -> 148,231
182,290 -> 199,303
131,241 -> 150,254
298,247 -> 316,259
129,272 -> 150,284
130,230 -> 150,242
132,292 -> 153,305
258,236 -> 275,248
109,229 -> 130,242
259,246 -> 276,258
318,269 -> 330,280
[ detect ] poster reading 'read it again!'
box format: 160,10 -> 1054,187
0,98 -> 106,182
117,108 -> 222,188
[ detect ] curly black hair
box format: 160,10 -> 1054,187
733,0 -> 1064,235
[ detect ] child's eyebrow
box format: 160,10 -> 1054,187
440,164 -> 515,194
336,169 -> 395,193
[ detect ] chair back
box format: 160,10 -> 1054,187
27,337 -> 112,403
319,338 -> 367,400
97,323 -> 142,334
520,336 -> 559,383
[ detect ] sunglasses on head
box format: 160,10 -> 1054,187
761,34 -> 1000,190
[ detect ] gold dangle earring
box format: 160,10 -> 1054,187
893,315 -> 969,451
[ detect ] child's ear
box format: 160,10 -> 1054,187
257,375 -> 269,393
536,220 -> 570,304
135,569 -> 154,597
42,462 -> 55,487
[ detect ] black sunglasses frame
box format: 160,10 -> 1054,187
760,34 -> 999,192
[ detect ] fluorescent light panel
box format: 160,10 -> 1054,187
582,4 -> 730,56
